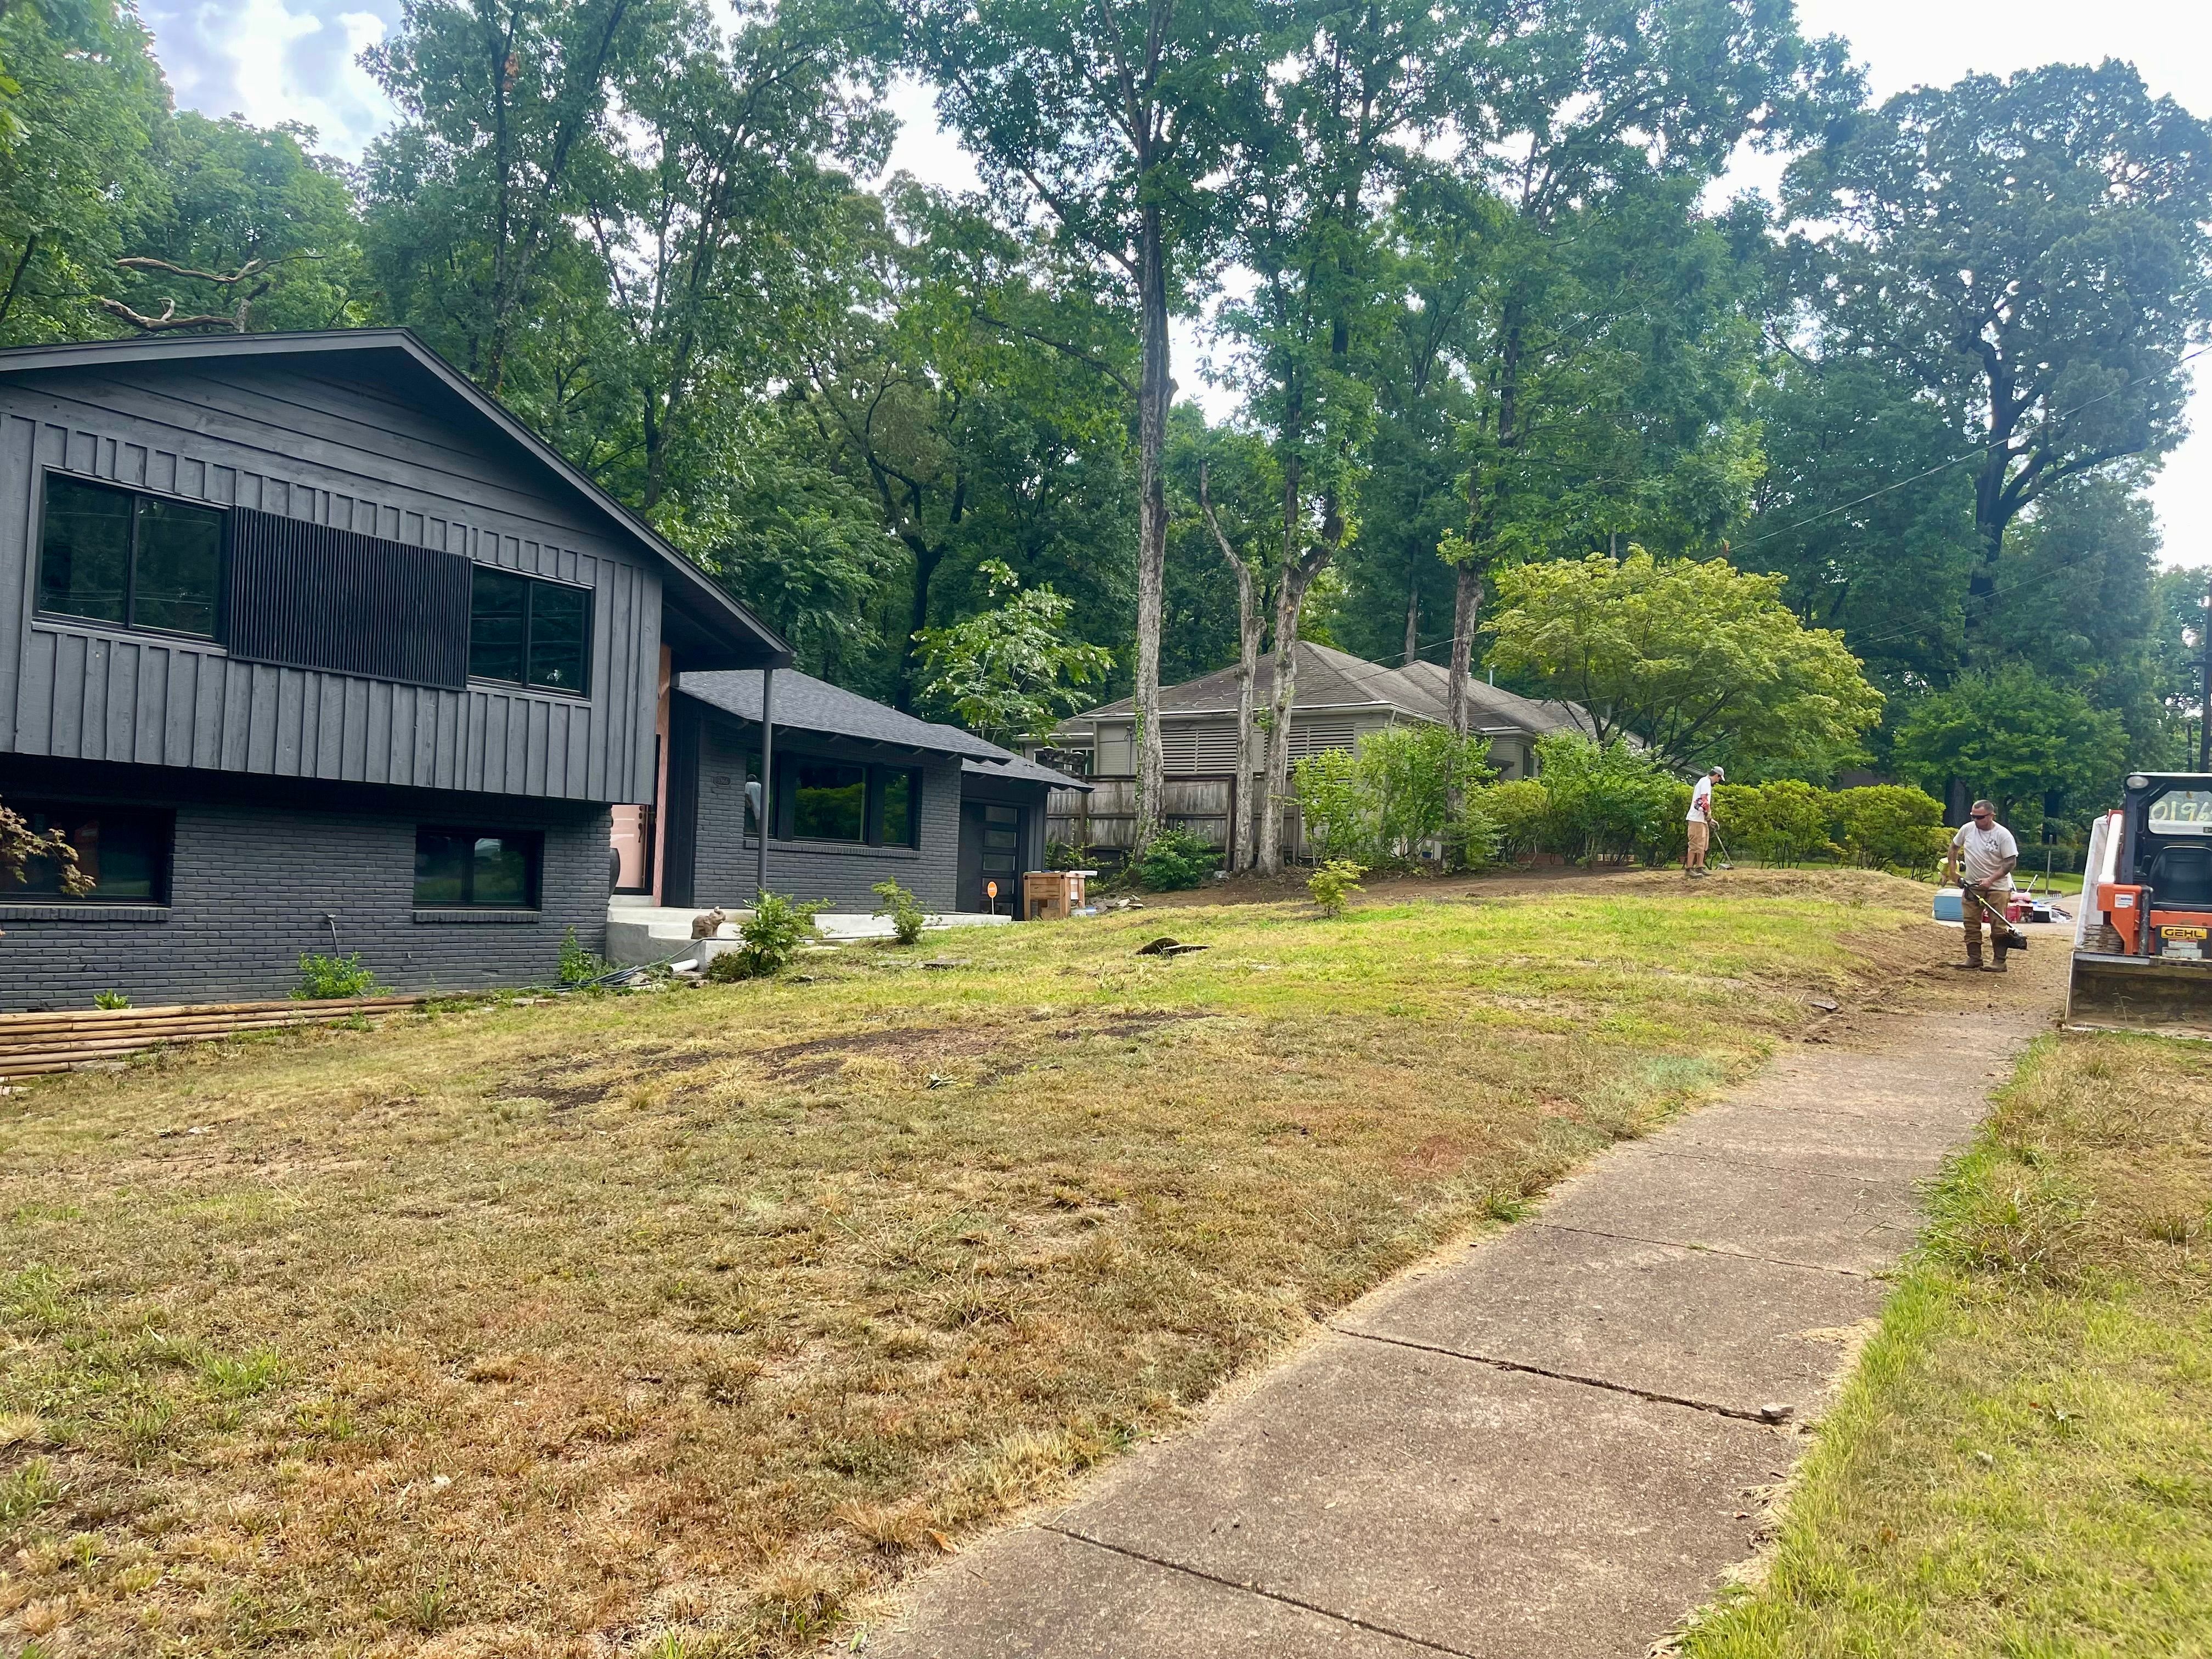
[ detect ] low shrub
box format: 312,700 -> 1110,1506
1308,859 -> 1366,917
871,878 -> 928,946
557,927 -> 614,986
292,953 -> 385,1000
1293,728 -> 1496,867
706,892 -> 828,981
92,989 -> 131,1011
1448,788 -> 1507,870
1531,732 -> 1679,862
1132,826 -> 1217,891
1833,783 -> 1949,871
1484,777 -> 1554,859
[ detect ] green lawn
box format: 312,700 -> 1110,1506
1681,1031 -> 2212,1658
0,871 -> 1920,1658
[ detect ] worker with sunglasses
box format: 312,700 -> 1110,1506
1944,799 -> 2019,972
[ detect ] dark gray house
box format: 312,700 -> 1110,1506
664,669 -> 1079,916
0,329 -> 788,1011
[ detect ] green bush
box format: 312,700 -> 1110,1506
292,953 -> 385,1000
1132,826 -> 1218,891
706,891 -> 830,981
1483,777 -> 1554,859
1713,778 -> 1841,867
1308,859 -> 1366,917
1449,789 -> 1507,870
92,989 -> 131,1011
871,878 -> 928,946
1531,733 -> 1679,862
557,927 -> 614,986
1292,727 -> 1495,867
1833,784 -> 1949,870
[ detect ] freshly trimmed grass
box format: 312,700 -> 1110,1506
0,872 -> 1921,1657
1681,1031 -> 2212,1658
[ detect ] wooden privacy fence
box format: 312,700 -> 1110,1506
0,996 -> 428,1079
1049,776 -> 1311,857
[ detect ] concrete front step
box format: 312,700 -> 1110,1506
603,905 -> 1012,967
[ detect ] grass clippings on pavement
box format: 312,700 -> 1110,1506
1681,1030 -> 2212,1659
1,870 -> 1926,1657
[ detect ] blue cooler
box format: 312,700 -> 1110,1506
1933,888 -> 1965,922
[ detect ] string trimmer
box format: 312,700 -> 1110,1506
1965,885 -> 2030,952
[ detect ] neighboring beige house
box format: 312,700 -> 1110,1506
1037,641 -> 1595,854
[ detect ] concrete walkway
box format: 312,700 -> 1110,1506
873,1006 -> 2045,1659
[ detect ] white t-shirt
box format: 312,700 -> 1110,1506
1952,820 -> 2019,888
1687,776 -> 1714,823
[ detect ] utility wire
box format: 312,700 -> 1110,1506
1737,340 -> 2212,552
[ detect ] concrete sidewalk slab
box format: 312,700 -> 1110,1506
882,1526 -> 1440,1659
872,1005 -> 2048,1659
1660,1097 -> 1970,1170
1338,1223 -> 1886,1417
1054,1335 -> 1785,1659
1534,1144 -> 1922,1274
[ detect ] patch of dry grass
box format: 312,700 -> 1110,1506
0,871 -> 1928,1656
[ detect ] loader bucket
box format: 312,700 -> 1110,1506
2066,951 -> 2212,1038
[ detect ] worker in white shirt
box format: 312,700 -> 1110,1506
1943,799 -> 2020,972
1684,766 -> 1723,878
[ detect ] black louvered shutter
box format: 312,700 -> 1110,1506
224,509 -> 472,690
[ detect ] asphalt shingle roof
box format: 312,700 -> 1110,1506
1062,641 -> 1594,741
680,669 -> 1089,789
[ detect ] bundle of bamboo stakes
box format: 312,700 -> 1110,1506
0,995 -> 428,1079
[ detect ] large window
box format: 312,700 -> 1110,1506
783,758 -> 868,842
38,475 -> 224,639
469,567 -> 592,695
770,757 -> 923,847
0,801 -> 171,903
414,827 -> 541,908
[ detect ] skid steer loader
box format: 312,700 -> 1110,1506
2067,772 -> 2212,1036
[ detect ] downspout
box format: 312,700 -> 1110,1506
651,646 -> 672,904
756,665 -> 775,902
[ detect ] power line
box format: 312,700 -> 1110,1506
1739,340 -> 2212,552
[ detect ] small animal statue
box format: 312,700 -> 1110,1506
690,907 -> 730,940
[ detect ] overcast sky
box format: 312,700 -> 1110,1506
143,0 -> 2212,562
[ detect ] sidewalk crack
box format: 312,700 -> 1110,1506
1324,1325 -> 1792,1425
1525,1221 -> 1883,1279
1038,1525 -> 1481,1657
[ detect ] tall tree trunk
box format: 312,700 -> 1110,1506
1403,580 -> 1419,664
1132,204 -> 1171,851
1257,551 -> 1327,877
1448,560 -> 1482,741
1202,464 -> 1262,872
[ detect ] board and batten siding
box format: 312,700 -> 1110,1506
0,363 -> 662,805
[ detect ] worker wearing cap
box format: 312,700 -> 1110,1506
1944,799 -> 2019,972
1685,766 -> 1723,877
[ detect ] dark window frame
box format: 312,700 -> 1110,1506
411,825 -> 544,910
0,798 -> 174,905
467,565 -> 595,698
766,753 -> 926,849
35,470 -> 228,643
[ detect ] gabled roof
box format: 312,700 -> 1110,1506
1395,659 -> 1597,740
0,328 -> 789,672
1074,641 -> 1451,723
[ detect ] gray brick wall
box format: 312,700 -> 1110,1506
688,718 -> 963,911
0,782 -> 609,1011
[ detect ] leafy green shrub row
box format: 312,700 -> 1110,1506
1295,730 -> 1950,871
1132,825 -> 1219,891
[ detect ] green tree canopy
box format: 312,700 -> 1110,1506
1487,549 -> 1883,778
913,560 -> 1114,744
1889,662 -> 2129,830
